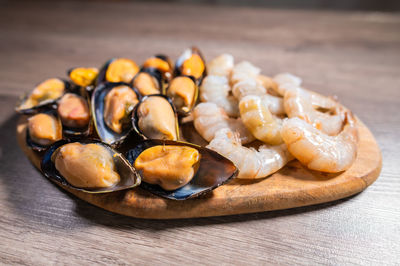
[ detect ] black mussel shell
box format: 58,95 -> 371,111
57,92 -> 93,138
131,68 -> 163,96
92,82 -> 141,146
164,75 -> 198,116
126,139 -> 238,200
97,58 -> 139,84
26,110 -> 63,152
41,139 -> 141,193
131,94 -> 180,141
16,78 -> 71,115
175,47 -> 207,86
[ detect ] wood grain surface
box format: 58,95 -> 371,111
16,116 -> 382,219
0,0 -> 399,264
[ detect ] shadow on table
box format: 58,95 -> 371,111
0,96 -> 358,232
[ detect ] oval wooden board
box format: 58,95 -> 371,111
17,116 -> 381,219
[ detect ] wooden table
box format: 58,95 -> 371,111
1,1 -> 399,264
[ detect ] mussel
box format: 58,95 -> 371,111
16,78 -> 70,114
67,67 -> 99,94
142,54 -> 174,82
131,68 -> 163,96
41,140 -> 141,193
57,92 -> 92,137
165,75 -> 198,115
126,140 -> 237,200
26,111 -> 63,152
92,82 -> 141,145
175,47 -> 206,85
131,94 -> 179,141
97,58 -> 139,84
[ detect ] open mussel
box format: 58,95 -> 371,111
57,92 -> 92,138
126,140 -> 237,200
142,54 -> 174,82
92,82 -> 141,145
26,110 -> 63,152
131,94 -> 179,141
97,58 -> 140,84
175,47 -> 207,85
131,68 -> 163,96
16,78 -> 70,114
165,75 -> 198,116
41,139 -> 141,193
67,67 -> 99,94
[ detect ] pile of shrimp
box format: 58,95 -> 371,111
193,54 -> 359,179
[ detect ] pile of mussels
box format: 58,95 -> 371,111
16,47 -> 238,200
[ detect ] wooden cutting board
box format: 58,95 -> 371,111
16,116 -> 381,219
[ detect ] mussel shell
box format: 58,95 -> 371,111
131,68 -> 163,96
126,139 -> 238,200
57,92 -> 93,138
91,82 -> 141,146
41,139 -> 141,193
16,79 -> 71,115
175,47 -> 207,85
164,75 -> 198,116
26,110 -> 63,152
131,94 -> 180,141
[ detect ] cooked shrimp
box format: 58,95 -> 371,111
260,94 -> 285,116
239,95 -> 283,145
284,87 -> 344,135
232,78 -> 266,100
200,75 -> 239,117
272,73 -> 302,96
231,61 -> 261,85
281,115 -> 358,173
207,128 -> 292,179
193,102 -> 255,144
207,54 -> 234,77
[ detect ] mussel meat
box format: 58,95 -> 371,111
41,140 -> 141,193
68,67 -> 99,87
132,95 -> 179,141
16,78 -> 69,114
92,82 -> 141,145
175,47 -> 206,85
98,58 -> 139,84
126,140 -> 238,200
57,93 -> 91,136
165,75 -> 198,115
142,54 -> 173,82
131,69 -> 162,96
26,112 -> 63,151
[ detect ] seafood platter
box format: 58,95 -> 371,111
16,47 -> 382,219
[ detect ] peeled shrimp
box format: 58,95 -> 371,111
272,73 -> 302,96
260,94 -> 285,116
231,61 -> 261,85
207,128 -> 292,179
284,87 -> 344,135
207,54 -> 234,77
232,78 -> 266,100
193,102 -> 255,144
200,75 -> 239,117
239,95 -> 283,145
281,115 -> 358,173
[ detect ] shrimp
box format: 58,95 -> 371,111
231,61 -> 261,85
284,87 -> 344,135
272,73 -> 302,96
207,54 -> 234,77
200,75 -> 239,117
193,102 -> 255,144
239,95 -> 283,145
260,94 -> 285,116
281,114 -> 358,173
207,128 -> 292,179
232,78 -> 266,100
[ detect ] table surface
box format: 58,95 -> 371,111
1,0 -> 399,265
